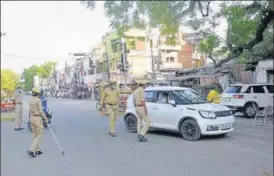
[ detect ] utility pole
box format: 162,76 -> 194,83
104,41 -> 110,82
157,35 -> 161,71
150,39 -> 156,80
121,37 -> 128,86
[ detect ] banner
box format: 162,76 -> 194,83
200,75 -> 220,86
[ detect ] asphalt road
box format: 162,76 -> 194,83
1,96 -> 273,176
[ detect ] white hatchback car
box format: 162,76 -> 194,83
124,86 -> 235,141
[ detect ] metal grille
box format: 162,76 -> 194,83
215,111 -> 232,117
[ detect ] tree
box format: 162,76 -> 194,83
22,61 -> 57,91
82,1 -> 274,67
22,65 -> 38,91
1,69 -> 19,92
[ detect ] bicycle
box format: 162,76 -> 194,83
96,101 -> 100,110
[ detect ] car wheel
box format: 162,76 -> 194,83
180,119 -> 201,141
125,115 -> 137,133
243,103 -> 257,118
27,121 -> 33,132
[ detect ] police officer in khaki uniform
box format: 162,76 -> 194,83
133,80 -> 150,142
100,80 -> 119,137
27,87 -> 48,157
14,93 -> 24,131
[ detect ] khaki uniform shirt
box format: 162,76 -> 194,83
29,96 -> 46,119
100,87 -> 119,106
15,95 -> 23,105
133,87 -> 145,106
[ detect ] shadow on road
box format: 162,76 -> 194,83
148,129 -> 232,141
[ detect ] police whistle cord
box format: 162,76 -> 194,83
48,124 -> 65,156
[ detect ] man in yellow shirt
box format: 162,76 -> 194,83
207,88 -> 221,104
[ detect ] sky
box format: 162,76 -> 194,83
1,1 -> 110,73
1,1 -> 227,74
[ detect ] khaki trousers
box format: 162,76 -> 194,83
106,104 -> 118,133
136,106 -> 150,136
29,116 -> 44,152
15,104 -> 23,128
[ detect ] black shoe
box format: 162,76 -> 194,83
137,134 -> 148,142
19,127 -> 24,130
35,151 -> 43,155
27,150 -> 36,157
109,132 -> 117,137
14,128 -> 20,131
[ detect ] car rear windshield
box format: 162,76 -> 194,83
266,85 -> 274,93
224,86 -> 242,93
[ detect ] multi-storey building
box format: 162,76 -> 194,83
180,32 -> 205,69
124,28 -> 149,81
90,28 -> 206,83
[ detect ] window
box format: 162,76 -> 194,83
244,87 -> 251,93
126,37 -> 136,50
252,86 -> 265,93
224,86 -> 242,93
144,91 -> 157,102
166,57 -> 175,63
156,91 -> 174,104
111,39 -> 120,53
266,85 -> 274,93
172,89 -> 207,105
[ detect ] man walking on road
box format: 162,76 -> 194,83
14,93 -> 24,131
100,80 -> 119,137
27,87 -> 48,157
133,80 -> 150,142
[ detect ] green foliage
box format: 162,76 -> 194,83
222,3 -> 259,46
197,34 -> 220,56
1,69 -> 19,92
22,61 -> 57,91
83,1 -> 274,65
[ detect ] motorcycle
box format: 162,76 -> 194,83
27,109 -> 52,132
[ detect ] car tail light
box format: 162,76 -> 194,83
233,94 -> 244,99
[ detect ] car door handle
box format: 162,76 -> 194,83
253,96 -> 257,98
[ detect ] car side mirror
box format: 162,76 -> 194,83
168,100 -> 176,107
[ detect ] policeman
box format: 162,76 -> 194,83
98,83 -> 108,114
14,93 -> 24,131
100,80 -> 119,137
27,87 -> 48,157
133,80 -> 150,142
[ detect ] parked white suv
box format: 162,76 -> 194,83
220,83 -> 273,118
124,86 -> 235,141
